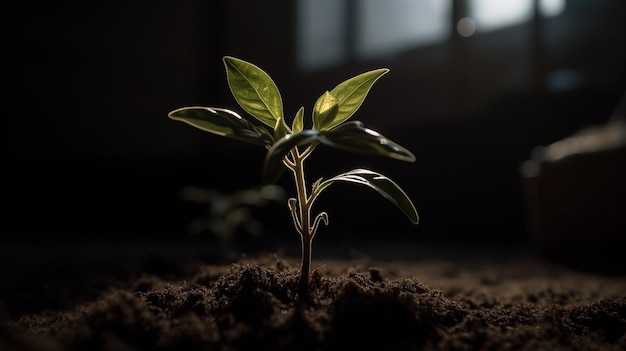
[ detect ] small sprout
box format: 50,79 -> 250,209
169,56 -> 419,298
180,185 -> 285,255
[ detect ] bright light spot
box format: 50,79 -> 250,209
365,128 -> 381,137
470,0 -> 533,33
457,17 -> 476,37
540,0 -> 566,17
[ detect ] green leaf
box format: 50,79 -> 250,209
318,68 -> 389,131
313,91 -> 338,130
168,106 -> 273,146
223,56 -> 283,128
317,169 -> 419,224
292,107 -> 304,133
320,121 -> 416,162
262,121 -> 415,184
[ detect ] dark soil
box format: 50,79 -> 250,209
1,244 -> 625,351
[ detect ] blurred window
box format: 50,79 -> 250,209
470,0 -> 564,34
355,0 -> 452,60
469,0 -> 534,33
297,0 -> 565,70
297,0 -> 348,71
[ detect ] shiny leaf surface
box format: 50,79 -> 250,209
168,106 -> 273,146
262,121 -> 415,184
317,169 -> 418,224
320,121 -> 416,162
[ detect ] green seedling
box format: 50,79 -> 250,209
169,56 -> 419,298
179,184 -> 285,255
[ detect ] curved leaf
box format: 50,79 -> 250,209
319,68 -> 389,131
317,169 -> 418,224
320,121 -> 416,162
262,121 -> 415,183
311,211 -> 329,238
262,130 -> 320,184
315,212 -> 329,226
223,56 -> 283,128
168,106 -> 273,146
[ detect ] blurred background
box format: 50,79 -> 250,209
7,1 -> 626,268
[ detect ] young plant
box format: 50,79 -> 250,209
179,184 -> 285,255
169,56 -> 419,298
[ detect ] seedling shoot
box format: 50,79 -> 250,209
169,56 -> 419,298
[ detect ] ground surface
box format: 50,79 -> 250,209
1,242 -> 625,350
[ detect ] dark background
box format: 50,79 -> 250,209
6,1 -> 626,262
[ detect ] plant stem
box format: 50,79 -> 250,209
290,148 -> 313,298
299,235 -> 312,298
